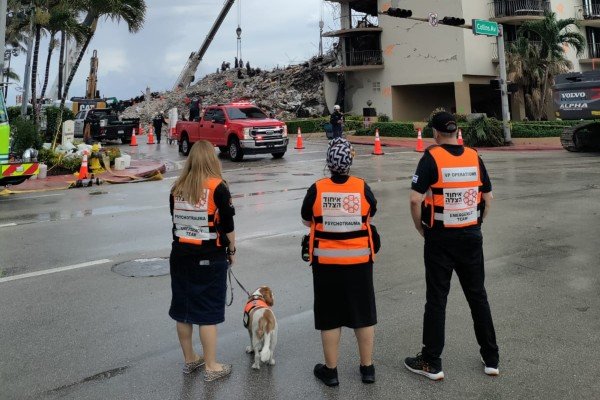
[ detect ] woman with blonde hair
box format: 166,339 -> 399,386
169,140 -> 236,381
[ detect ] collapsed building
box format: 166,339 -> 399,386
121,55 -> 336,124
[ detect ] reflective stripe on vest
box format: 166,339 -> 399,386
424,146 -> 483,228
173,177 -> 222,245
310,176 -> 374,265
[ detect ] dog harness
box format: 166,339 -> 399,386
243,294 -> 270,328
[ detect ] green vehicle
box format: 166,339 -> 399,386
0,91 -> 39,186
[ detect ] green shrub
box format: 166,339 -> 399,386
10,117 -> 42,155
463,117 -> 504,147
7,106 -> 22,122
37,148 -> 82,174
285,118 -> 328,134
354,122 -> 416,137
377,114 -> 390,122
345,114 -> 363,122
510,121 -> 580,138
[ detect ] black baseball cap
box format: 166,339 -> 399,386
428,112 -> 458,133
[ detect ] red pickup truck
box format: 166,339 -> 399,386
175,102 -> 288,161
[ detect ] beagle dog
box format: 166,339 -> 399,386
244,286 -> 278,369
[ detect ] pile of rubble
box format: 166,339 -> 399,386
121,55 -> 335,124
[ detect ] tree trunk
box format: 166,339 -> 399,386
58,31 -> 66,100
53,31 -> 94,149
40,32 -> 56,100
31,23 -> 42,128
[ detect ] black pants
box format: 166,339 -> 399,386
332,124 -> 343,138
421,228 -> 499,370
153,126 -> 161,143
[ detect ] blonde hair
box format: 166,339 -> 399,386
171,140 -> 222,205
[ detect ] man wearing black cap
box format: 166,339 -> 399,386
404,111 -> 499,381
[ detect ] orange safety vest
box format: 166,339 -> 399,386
422,146 -> 483,229
243,296 -> 270,328
309,176 -> 374,265
173,177 -> 223,246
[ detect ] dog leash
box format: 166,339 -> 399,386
226,266 -> 251,307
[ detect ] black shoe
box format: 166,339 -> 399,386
314,363 -> 339,387
359,364 -> 375,384
404,353 -> 444,381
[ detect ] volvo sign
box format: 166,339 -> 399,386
472,19 -> 499,36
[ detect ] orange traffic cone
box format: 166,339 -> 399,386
457,128 -> 464,145
139,124 -> 145,135
130,130 -> 138,146
78,153 -> 89,179
372,128 -> 384,155
415,128 -> 424,152
294,127 -> 305,149
147,126 -> 156,144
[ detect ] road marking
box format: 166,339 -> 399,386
0,193 -> 64,201
0,259 -> 112,284
0,223 -> 17,228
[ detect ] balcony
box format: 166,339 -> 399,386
575,3 -> 600,27
325,49 -> 384,73
579,42 -> 600,63
323,14 -> 382,37
489,0 -> 550,24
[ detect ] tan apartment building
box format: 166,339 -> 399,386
322,0 -> 600,121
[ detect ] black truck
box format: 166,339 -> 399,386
74,108 -> 139,144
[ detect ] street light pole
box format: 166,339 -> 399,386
497,24 -> 512,144
0,0 -> 7,90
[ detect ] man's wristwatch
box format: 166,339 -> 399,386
226,247 -> 236,256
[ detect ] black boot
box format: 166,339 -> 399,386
359,364 -> 375,384
314,364 -> 339,387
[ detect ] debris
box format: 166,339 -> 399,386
121,55 -> 336,124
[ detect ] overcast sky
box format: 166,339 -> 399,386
7,0 -> 338,105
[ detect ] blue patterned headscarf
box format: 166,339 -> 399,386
327,138 -> 353,175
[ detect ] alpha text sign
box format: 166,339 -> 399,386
472,19 -> 499,36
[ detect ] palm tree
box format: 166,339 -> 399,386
511,12 -> 586,120
53,0 -> 146,147
30,1 -> 51,127
40,2 -> 87,100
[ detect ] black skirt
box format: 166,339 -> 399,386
312,262 -> 377,330
169,244 -> 228,325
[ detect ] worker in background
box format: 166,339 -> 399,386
152,111 -> 169,144
189,97 -> 201,121
330,105 -> 344,138
404,111 -> 499,381
301,138 -> 380,386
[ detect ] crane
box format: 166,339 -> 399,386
173,0 -> 237,91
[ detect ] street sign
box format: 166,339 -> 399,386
428,12 -> 438,27
472,19 -> 499,36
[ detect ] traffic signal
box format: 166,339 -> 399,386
441,17 -> 465,26
386,8 -> 412,18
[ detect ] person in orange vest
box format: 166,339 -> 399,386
169,140 -> 237,382
405,111 -> 499,380
301,138 -> 380,386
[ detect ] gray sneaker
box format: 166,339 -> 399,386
182,357 -> 205,374
204,364 -> 232,382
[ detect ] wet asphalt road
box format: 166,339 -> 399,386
1,139 -> 599,399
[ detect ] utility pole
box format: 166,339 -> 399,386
21,4 -> 34,117
0,0 -> 7,90
497,24 -> 512,144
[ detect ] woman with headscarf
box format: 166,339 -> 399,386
169,140 -> 236,382
301,138 -> 379,386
